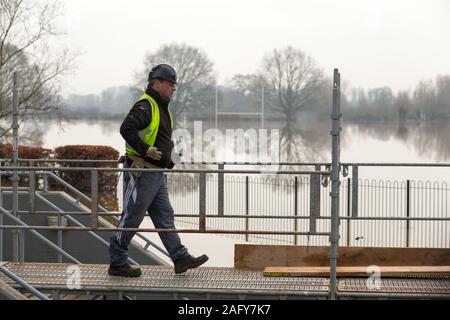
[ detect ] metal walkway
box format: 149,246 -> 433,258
1,262 -> 449,300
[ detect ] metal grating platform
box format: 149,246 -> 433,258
0,262 -> 329,299
339,277 -> 450,295
2,262 -> 450,299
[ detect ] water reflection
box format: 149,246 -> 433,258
347,121 -> 450,162
37,114 -> 450,165
396,122 -> 409,140
21,116 -> 450,216
279,119 -> 330,163
3,117 -> 45,146
168,117 -> 334,193
410,123 -> 450,161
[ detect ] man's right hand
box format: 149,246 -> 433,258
146,147 -> 162,161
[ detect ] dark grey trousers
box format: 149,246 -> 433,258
109,169 -> 188,266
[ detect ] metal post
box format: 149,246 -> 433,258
57,210 -> 63,264
245,176 -> 249,242
352,165 -> 358,217
294,176 -> 298,245
43,173 -> 49,192
347,178 -> 351,246
91,170 -> 98,230
19,225 -> 25,262
315,165 -> 321,217
218,164 -> 224,216
309,173 -> 317,233
12,72 -> 20,262
199,173 -> 206,232
29,165 -> 36,214
309,166 -> 321,233
329,68 -> 342,300
19,163 -> 37,263
406,179 -> 410,247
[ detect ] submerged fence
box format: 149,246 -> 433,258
1,160 -> 449,250
166,171 -> 450,248
1,159 -> 449,250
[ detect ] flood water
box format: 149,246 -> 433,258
40,117 -> 450,181
33,117 -> 450,266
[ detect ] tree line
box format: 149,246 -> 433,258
65,41 -> 450,125
344,76 -> 450,122
64,44 -> 332,125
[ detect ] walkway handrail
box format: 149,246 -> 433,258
34,193 -> 139,265
0,167 -> 329,243
0,207 -> 80,264
1,166 -> 330,175
10,210 -> 450,221
0,265 -> 50,300
2,158 -> 450,167
44,171 -> 170,258
0,225 -> 329,235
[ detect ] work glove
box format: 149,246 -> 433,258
146,147 -> 162,161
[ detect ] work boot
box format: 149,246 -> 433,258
108,263 -> 142,277
174,254 -> 209,274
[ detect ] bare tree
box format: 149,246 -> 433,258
394,90 -> 412,122
137,43 -> 215,124
0,0 -> 76,142
259,46 -> 325,123
413,80 -> 436,119
230,74 -> 265,111
435,75 -> 450,119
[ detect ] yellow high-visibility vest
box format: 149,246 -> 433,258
125,93 -> 173,156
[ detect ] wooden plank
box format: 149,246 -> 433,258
264,266 -> 450,277
235,244 -> 450,270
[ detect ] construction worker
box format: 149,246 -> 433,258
108,64 -> 208,277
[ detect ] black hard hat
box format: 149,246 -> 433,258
148,64 -> 178,84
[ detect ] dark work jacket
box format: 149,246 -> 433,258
120,87 -> 174,169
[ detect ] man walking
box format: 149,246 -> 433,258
108,64 -> 208,277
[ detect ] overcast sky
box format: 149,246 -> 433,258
60,0 -> 450,95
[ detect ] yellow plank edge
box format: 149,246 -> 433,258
263,266 -> 450,277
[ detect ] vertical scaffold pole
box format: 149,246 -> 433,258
12,72 -> 20,262
329,68 -> 341,300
